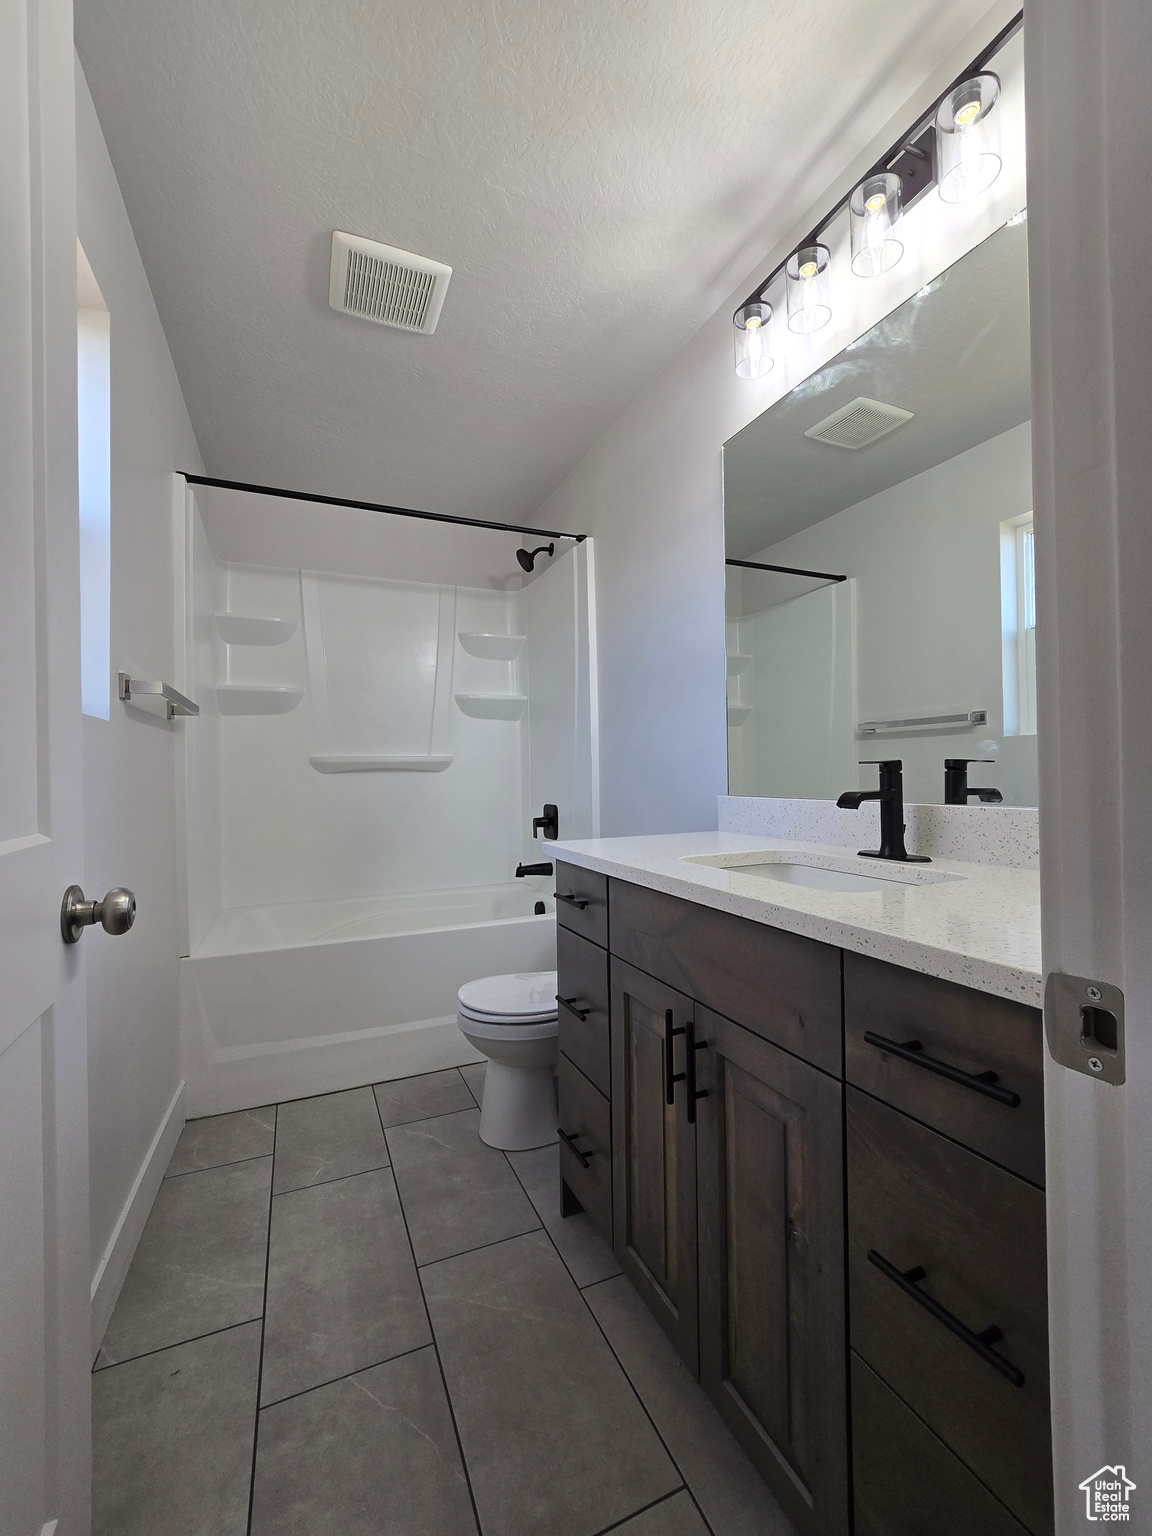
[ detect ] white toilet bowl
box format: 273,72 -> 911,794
457,971 -> 558,1150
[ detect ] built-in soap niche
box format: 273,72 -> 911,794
458,631 -> 525,660
454,693 -> 527,720
215,613 -> 298,646
217,684 -> 304,715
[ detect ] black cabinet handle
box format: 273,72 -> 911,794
867,1250 -> 1025,1388
556,995 -> 590,1022
684,1021 -> 710,1125
664,1008 -> 686,1106
863,1031 -> 1021,1108
558,1128 -> 592,1168
554,891 -> 590,910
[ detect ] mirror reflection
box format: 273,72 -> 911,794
723,217 -> 1036,807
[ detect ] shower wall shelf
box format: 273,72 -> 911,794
309,754 -> 453,774
726,653 -> 751,677
217,685 -> 305,716
454,693 -> 527,720
458,632 -> 525,660
727,703 -> 752,726
216,614 -> 298,646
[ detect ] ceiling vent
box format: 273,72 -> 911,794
329,231 -> 452,334
804,396 -> 915,450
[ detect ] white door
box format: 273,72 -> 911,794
2,0 -> 93,1532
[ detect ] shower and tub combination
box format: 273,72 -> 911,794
175,479 -> 597,1118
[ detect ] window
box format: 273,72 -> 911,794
77,242 -> 110,719
1000,512 -> 1036,736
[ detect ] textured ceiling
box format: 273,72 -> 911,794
76,0 -> 1003,522
723,218 -> 1031,557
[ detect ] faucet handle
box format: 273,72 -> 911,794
858,759 -> 903,768
944,758 -> 995,768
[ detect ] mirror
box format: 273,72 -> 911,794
723,217 -> 1036,807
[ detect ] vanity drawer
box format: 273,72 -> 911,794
851,1353 -> 1030,1536
844,952 -> 1045,1185
609,878 -> 842,1075
556,925 -> 610,1096
557,1053 -> 612,1244
847,1089 -> 1052,1535
554,861 -> 609,948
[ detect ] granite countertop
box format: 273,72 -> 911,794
550,830 -> 1042,1007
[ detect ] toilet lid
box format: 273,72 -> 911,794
458,971 -> 558,1019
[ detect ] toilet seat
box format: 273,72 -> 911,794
457,971 -> 557,1023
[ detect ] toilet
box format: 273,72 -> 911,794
457,971 -> 559,1151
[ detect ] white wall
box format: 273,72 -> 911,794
76,61 -> 203,1313
746,423 -> 1038,806
529,8 -> 1026,836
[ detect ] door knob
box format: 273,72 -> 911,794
60,885 -> 136,944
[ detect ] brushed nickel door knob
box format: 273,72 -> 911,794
60,885 -> 137,944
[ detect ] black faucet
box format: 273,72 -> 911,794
944,759 -> 1004,805
836,760 -> 931,863
516,862 -> 554,878
532,803 -> 558,841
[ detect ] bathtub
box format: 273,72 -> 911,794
179,883 -> 556,1116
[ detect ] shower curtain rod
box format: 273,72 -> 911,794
726,557 -> 847,582
182,473 -> 587,544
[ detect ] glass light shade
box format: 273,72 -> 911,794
850,172 -> 903,277
785,244 -> 831,334
733,301 -> 773,379
936,73 -> 1002,204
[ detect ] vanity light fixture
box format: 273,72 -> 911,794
786,244 -> 831,334
850,173 -> 904,277
936,73 -> 1002,203
728,11 -> 1020,379
733,301 -> 774,378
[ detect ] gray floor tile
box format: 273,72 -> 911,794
273,1087 -> 388,1195
459,1061 -> 486,1106
261,1167 -> 430,1405
373,1068 -> 476,1128
100,1158 -> 271,1364
93,1320 -> 260,1536
166,1105 -> 275,1177
250,1346 -> 477,1536
585,1275 -> 797,1536
506,1142 -> 622,1289
423,1230 -> 679,1536
610,1491 -> 709,1535
386,1108 -> 539,1265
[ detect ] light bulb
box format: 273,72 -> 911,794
733,302 -> 773,378
849,173 -> 903,278
936,74 -> 1001,204
785,244 -> 831,333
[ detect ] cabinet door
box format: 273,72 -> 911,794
696,1007 -> 849,1536
611,959 -> 698,1371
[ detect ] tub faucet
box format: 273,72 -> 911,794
516,862 -> 554,878
944,758 -> 1004,805
532,804 -> 559,841
836,759 -> 931,863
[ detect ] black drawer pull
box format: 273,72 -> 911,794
554,891 -> 590,910
664,1007 -> 686,1105
867,1249 -> 1025,1388
558,1127 -> 592,1168
556,995 -> 590,1022
684,1021 -> 709,1125
863,1031 -> 1021,1108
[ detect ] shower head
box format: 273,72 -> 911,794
516,543 -> 554,573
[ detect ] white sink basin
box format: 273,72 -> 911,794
729,861 -> 908,893
682,851 -> 961,892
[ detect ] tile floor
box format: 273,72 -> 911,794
92,1065 -> 797,1536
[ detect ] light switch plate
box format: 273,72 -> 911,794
1044,971 -> 1126,1084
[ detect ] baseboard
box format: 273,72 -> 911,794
90,1079 -> 186,1359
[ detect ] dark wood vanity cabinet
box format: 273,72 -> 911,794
695,1006 -> 849,1536
610,960 -> 699,1370
553,861 -> 1051,1536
